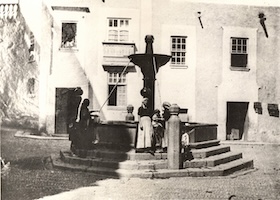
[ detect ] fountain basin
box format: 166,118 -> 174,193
89,121 -> 217,150
93,120 -> 138,149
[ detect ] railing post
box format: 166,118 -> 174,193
167,104 -> 182,169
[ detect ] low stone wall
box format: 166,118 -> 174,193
182,122 -> 218,143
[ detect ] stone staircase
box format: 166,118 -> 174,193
52,139 -> 254,178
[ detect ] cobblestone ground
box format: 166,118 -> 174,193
1,127 -> 104,200
1,127 -> 280,200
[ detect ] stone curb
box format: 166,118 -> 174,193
14,130 -> 68,140
221,141 -> 280,146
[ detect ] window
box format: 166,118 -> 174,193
231,37 -> 248,67
108,72 -> 127,106
108,18 -> 130,42
171,36 -> 187,66
28,32 -> 35,62
27,78 -> 35,97
61,22 -> 77,48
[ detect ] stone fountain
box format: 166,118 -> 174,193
52,36 -> 254,178
128,35 -> 171,111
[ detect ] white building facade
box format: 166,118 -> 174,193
18,0 -> 280,143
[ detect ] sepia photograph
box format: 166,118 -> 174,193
1,0 -> 280,199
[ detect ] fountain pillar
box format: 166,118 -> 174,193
141,35 -> 155,110
129,35 -> 171,111
168,104 -> 183,169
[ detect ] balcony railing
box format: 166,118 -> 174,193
102,42 -> 136,68
0,2 -> 18,19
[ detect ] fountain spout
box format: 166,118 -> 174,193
128,35 -> 171,111
145,35 -> 154,54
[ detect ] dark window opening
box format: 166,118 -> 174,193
61,23 -> 77,48
108,85 -> 117,106
27,78 -> 35,95
231,54 -> 248,67
107,72 -> 126,107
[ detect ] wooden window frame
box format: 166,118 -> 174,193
170,36 -> 187,66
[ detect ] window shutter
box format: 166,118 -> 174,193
231,54 -> 248,67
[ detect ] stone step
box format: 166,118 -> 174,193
212,158 -> 254,176
74,149 -> 168,161
184,151 -> 242,168
191,145 -> 231,159
61,151 -> 168,170
62,150 -> 243,170
189,139 -> 220,149
92,159 -> 168,170
52,154 -> 253,178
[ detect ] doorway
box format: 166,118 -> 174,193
55,88 -> 75,134
226,102 -> 249,140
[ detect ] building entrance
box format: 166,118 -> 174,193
226,102 -> 249,140
55,88 -> 75,134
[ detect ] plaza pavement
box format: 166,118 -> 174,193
38,142 -> 280,200
2,128 -> 280,200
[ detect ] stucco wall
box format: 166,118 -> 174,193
152,1 -> 280,142
0,8 -> 39,129
256,7 -> 280,142
15,0 -> 279,141
46,0 -> 143,127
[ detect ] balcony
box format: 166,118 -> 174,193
102,42 -> 136,72
0,1 -> 18,20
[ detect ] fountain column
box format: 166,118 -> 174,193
141,35 -> 156,110
129,35 -> 171,111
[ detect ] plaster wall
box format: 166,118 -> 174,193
19,0 -> 53,132
152,1 -> 280,142
0,8 -> 39,128
45,0 -> 143,129
18,0 -> 279,141
151,1 -> 198,121
255,7 -> 280,143
218,26 -> 258,141
92,6 -> 142,121
158,24 -> 196,121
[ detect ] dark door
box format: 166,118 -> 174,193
55,88 -> 74,134
226,102 -> 249,140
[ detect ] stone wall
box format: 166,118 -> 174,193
0,11 -> 39,129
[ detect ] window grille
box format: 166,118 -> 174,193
171,36 -> 187,65
108,18 -> 130,42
